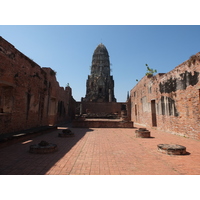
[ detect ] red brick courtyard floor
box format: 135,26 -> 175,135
0,123 -> 200,175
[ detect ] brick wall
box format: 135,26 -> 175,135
82,102 -> 122,114
77,101 -> 127,118
0,36 -> 76,135
130,52 -> 200,140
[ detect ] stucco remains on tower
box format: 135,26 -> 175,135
83,43 -> 116,102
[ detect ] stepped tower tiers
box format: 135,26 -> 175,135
83,43 -> 116,102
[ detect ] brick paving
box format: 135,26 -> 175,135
0,124 -> 200,175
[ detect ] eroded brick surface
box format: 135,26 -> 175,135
130,53 -> 200,140
0,37 -> 75,135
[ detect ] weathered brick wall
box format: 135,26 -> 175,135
130,52 -> 200,140
0,37 -> 76,135
80,102 -> 126,117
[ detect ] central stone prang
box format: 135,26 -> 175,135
58,129 -> 75,137
83,43 -> 116,103
135,128 -> 151,138
29,140 -> 58,154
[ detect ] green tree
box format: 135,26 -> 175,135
145,64 -> 157,77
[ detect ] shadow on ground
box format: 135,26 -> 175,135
0,123 -> 93,175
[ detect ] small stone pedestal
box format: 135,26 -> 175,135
135,128 -> 151,138
29,140 -> 57,154
157,144 -> 186,155
58,129 -> 75,138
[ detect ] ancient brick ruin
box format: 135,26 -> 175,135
75,43 -> 131,126
1,35 -> 200,141
0,36 -> 75,135
83,43 -> 116,102
130,53 -> 200,140
73,43 -> 128,122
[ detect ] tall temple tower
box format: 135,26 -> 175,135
83,43 -> 116,102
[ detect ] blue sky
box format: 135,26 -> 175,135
1,25 -> 200,102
